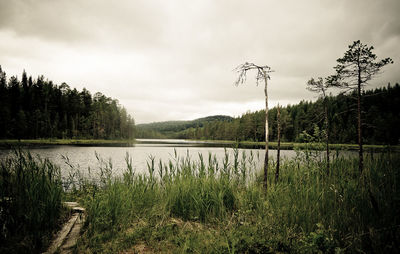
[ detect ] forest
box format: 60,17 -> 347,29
0,66 -> 135,140
137,83 -> 400,145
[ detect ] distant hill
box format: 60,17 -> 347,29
138,84 -> 400,144
136,115 -> 233,138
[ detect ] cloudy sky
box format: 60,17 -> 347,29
0,0 -> 399,123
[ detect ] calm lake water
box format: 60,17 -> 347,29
0,139 -> 356,179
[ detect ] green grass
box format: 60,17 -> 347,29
62,149 -> 400,253
0,150 -> 67,253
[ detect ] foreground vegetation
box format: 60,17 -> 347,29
1,149 -> 399,253
62,149 -> 399,253
0,151 -> 67,253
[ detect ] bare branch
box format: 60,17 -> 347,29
234,62 -> 273,86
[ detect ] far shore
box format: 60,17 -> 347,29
0,138 -> 398,152
0,139 -> 135,148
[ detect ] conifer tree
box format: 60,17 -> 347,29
327,40 -> 393,173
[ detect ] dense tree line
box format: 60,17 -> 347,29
0,66 -> 135,139
140,84 -> 399,145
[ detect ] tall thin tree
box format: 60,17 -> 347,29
307,77 -> 330,174
327,40 -> 393,173
275,104 -> 281,183
235,62 -> 273,190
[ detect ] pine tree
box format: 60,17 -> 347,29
327,40 -> 393,173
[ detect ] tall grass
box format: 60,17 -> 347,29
66,148 -> 400,253
2,148 -> 396,252
0,150 -> 64,253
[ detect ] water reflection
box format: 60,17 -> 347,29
0,139 -> 358,179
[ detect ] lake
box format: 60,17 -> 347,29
0,139 -> 356,180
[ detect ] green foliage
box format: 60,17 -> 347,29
327,40 -> 393,90
294,125 -> 326,165
0,67 -> 135,140
299,223 -> 337,253
0,150 -> 65,253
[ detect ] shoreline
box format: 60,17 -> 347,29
0,138 -> 398,152
0,139 -> 135,148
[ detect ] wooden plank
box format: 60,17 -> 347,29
44,214 -> 78,254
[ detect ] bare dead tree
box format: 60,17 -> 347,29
275,103 -> 281,183
307,77 -> 330,175
234,62 -> 273,190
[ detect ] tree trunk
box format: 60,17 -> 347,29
275,104 -> 281,183
263,72 -> 269,190
357,72 -> 363,174
324,99 -> 330,175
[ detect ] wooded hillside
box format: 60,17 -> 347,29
138,84 -> 400,145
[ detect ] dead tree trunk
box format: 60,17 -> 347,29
234,62 -> 273,191
275,104 -> 281,183
357,73 -> 363,174
324,98 -> 330,175
263,71 -> 269,189
306,77 -> 331,175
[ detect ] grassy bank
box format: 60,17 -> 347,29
1,139 -> 398,152
64,149 -> 400,253
187,139 -> 400,152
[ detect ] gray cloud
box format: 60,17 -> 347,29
0,0 -> 166,48
0,0 -> 399,123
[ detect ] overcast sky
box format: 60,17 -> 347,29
0,0 -> 399,123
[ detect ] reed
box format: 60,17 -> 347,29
68,149 -> 400,253
2,148 -> 398,253
0,150 -> 65,253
